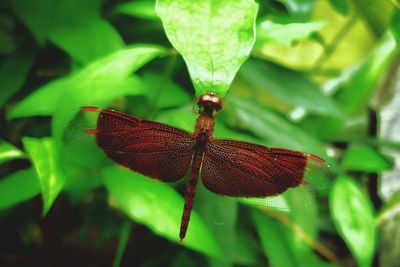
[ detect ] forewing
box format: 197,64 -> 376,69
85,108 -> 195,182
201,139 -> 334,208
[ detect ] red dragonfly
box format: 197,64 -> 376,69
80,93 -> 333,242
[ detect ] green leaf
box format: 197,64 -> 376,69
252,210 -> 297,267
301,32 -> 397,140
391,9 -> 400,48
142,72 -> 191,109
114,0 -> 158,21
102,166 -> 222,259
256,20 -> 325,46
222,96 -> 328,158
327,0 -> 350,15
10,0 -> 52,44
156,0 -> 258,97
22,137 -> 65,216
8,45 -> 164,120
353,0 -> 393,37
330,174 -> 376,267
341,145 -> 392,172
0,47 -> 36,107
0,140 -> 26,164
195,185 -> 238,266
232,232 -> 259,266
0,168 -> 40,210
335,32 -> 397,115
11,0 -> 124,63
238,59 -> 340,116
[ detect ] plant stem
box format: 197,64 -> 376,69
261,207 -> 345,266
112,221 -> 131,267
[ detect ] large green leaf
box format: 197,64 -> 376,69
9,45 -> 164,119
102,166 -> 222,259
156,0 -> 258,97
0,47 -> 36,107
0,140 -> 26,164
238,59 -> 340,116
11,0 -> 123,63
222,96 -> 329,158
330,174 -> 376,267
252,210 -> 297,267
0,168 -> 40,210
195,185 -> 238,266
22,137 -> 65,216
341,144 -> 393,172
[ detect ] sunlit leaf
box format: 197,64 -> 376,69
156,0 -> 258,97
301,32 -> 397,140
256,20 -> 325,46
23,137 -> 65,216
353,0 -> 394,37
0,168 -> 39,210
335,32 -> 397,115
114,0 -> 158,21
0,140 -> 26,164
0,47 -> 36,107
102,166 -> 222,259
11,0 -> 123,63
341,145 -> 392,172
330,174 -> 376,267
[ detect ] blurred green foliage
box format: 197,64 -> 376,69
0,0 -> 399,267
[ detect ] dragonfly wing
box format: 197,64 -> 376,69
201,139 -> 334,208
85,108 -> 195,182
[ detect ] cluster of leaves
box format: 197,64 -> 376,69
1,0 -> 399,267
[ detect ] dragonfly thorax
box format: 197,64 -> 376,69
193,112 -> 215,140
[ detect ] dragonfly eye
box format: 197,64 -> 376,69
197,93 -> 223,113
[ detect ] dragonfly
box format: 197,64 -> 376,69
80,92 -> 333,242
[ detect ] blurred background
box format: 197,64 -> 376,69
0,0 -> 399,267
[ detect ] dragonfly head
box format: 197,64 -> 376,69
197,92 -> 223,114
